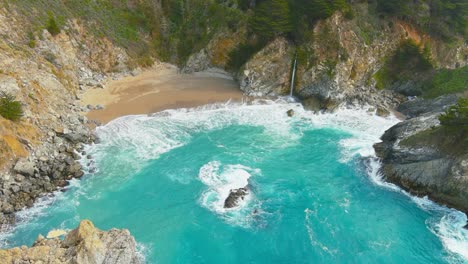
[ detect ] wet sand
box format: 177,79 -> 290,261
81,65 -> 244,123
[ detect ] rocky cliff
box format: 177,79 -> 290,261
235,6 -> 467,111
374,95 -> 468,212
0,220 -> 140,264
0,8 -> 138,227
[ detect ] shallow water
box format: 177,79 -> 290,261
2,100 -> 467,263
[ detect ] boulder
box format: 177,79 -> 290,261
13,159 -> 35,176
287,109 -> 294,117
224,187 -> 249,208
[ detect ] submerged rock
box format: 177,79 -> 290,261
224,187 -> 249,208
0,220 -> 140,264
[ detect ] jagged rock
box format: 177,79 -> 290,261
376,107 -> 390,117
13,159 -> 35,176
0,220 -> 140,264
374,96 -> 468,212
238,37 -> 292,96
224,187 -> 249,208
63,127 -> 89,143
182,49 -> 210,74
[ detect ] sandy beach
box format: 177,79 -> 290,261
81,64 -> 244,123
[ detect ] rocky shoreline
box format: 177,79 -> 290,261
374,95 -> 468,213
0,220 -> 140,264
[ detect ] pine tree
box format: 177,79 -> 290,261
251,0 -> 293,39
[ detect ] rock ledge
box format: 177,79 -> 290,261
0,220 -> 140,264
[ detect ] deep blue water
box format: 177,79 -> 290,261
1,101 -> 467,263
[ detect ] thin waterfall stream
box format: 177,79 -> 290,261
289,54 -> 297,97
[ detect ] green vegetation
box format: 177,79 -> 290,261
227,41 -> 266,71
375,0 -> 468,40
27,31 -> 36,48
46,15 -> 60,36
423,66 -> 468,99
250,0 -> 293,39
439,98 -> 468,127
0,92 -> 23,122
374,40 -> 433,92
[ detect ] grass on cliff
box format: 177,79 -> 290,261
0,92 -> 23,122
423,66 -> 468,99
3,0 -> 161,66
400,126 -> 467,157
401,98 -> 468,156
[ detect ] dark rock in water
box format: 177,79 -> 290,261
224,187 -> 249,208
287,109 -> 294,117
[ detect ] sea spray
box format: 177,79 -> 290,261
1,100 -> 467,263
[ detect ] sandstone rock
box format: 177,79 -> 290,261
0,75 -> 20,97
13,159 -> 35,176
182,49 -> 210,74
224,187 -> 249,208
0,220 -> 140,264
238,37 -> 292,96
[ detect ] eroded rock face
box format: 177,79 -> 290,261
224,187 -> 249,208
237,37 -> 292,97
0,220 -> 140,264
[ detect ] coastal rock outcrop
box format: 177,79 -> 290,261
238,37 -> 292,97
0,220 -> 140,264
0,8 -> 135,227
374,96 -> 468,212
224,187 -> 249,208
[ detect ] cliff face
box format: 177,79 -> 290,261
236,6 -> 467,110
0,8 -> 136,226
0,220 -> 140,264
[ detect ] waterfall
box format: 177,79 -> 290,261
289,54 -> 297,97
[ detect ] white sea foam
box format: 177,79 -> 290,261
366,158 -> 468,263
2,99 -> 466,262
198,161 -> 261,227
304,208 -> 337,255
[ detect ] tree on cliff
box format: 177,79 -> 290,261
251,0 -> 293,39
0,92 -> 23,122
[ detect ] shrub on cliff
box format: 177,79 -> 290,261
439,98 -> 468,127
0,92 -> 23,121
423,66 -> 468,99
46,16 -> 60,36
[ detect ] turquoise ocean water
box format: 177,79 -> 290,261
1,100 -> 467,263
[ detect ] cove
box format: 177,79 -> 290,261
1,100 -> 467,264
